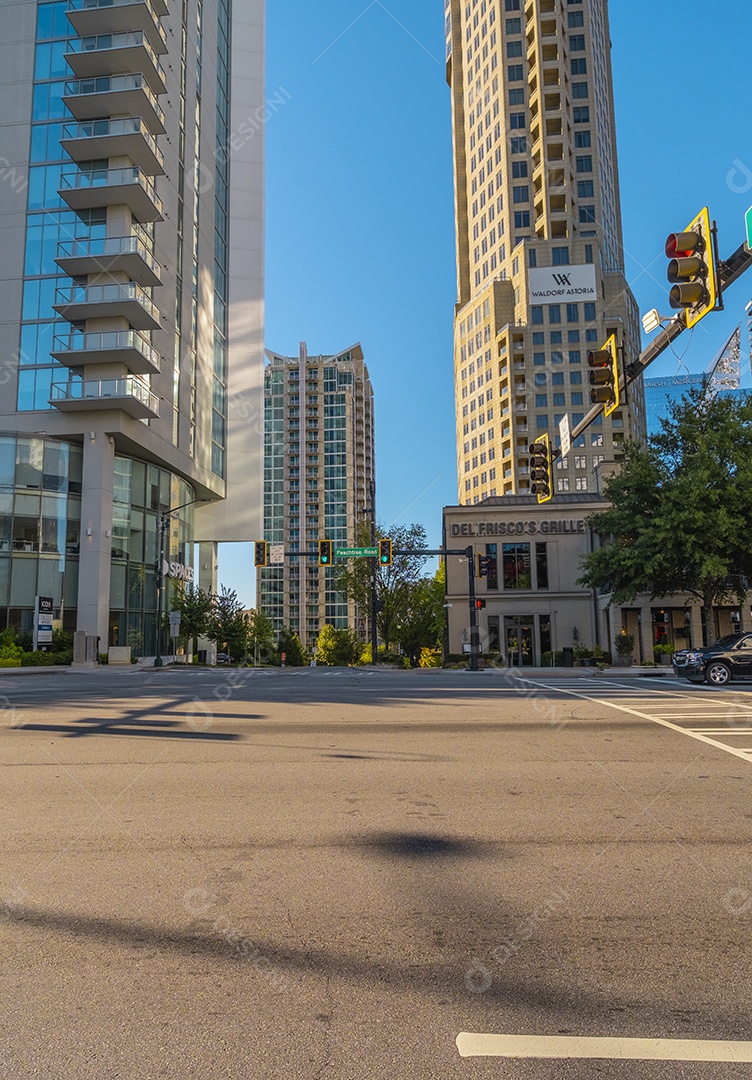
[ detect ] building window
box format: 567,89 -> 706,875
535,543 -> 549,589
575,130 -> 592,148
510,136 -> 527,152
529,249 -> 537,268
575,477 -> 588,491
584,302 -> 596,322
513,185 -> 529,203
556,477 -> 570,492
576,155 -> 593,173
571,58 -> 587,74
506,40 -> 523,57
572,82 -> 589,99
507,64 -> 524,80
577,180 -> 594,198
552,247 -> 569,265
509,112 -> 526,129
502,543 -> 531,589
584,244 -> 594,264
548,305 -> 561,324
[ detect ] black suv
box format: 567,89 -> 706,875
672,632 -> 752,686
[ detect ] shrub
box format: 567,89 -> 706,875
614,633 -> 635,657
0,629 -> 24,667
419,648 -> 442,668
541,650 -> 564,667
573,643 -> 593,660
20,650 -> 73,667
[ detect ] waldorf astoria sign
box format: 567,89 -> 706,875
528,264 -> 597,305
449,519 -> 586,537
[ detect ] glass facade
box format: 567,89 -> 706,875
0,434 -> 192,656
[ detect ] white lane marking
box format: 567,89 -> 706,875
455,1032 -> 752,1062
517,679 -> 752,765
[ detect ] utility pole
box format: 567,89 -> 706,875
369,479 -> 378,665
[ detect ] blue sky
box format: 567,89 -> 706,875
219,0 -> 752,607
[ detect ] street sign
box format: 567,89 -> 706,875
746,205 -> 752,252
558,413 -> 571,459
34,595 -> 53,649
335,546 -> 378,558
269,543 -> 284,565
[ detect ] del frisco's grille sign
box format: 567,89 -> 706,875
450,519 -> 585,537
529,264 -> 596,304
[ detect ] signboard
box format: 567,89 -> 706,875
746,205 -> 752,252
528,264 -> 597,305
161,560 -> 195,583
34,595 -> 54,650
269,543 -> 285,566
335,546 -> 378,558
558,413 -> 571,459
169,610 -> 181,639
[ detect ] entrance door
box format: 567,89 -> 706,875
505,617 -> 535,666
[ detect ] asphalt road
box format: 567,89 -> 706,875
2,667 -> 752,1079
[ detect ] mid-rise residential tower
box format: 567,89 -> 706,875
257,343 -> 375,650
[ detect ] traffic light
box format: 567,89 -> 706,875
318,540 -> 333,566
587,333 -> 619,417
528,433 -> 552,504
665,206 -> 718,329
474,598 -> 486,610
254,540 -> 268,567
378,538 -> 392,566
477,554 -> 489,578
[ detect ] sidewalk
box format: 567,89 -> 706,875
454,665 -> 676,679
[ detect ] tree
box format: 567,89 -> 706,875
393,564 -> 447,666
168,583 -> 213,657
578,384 -> 752,644
276,627 -> 306,666
334,521 -> 431,649
247,607 -> 275,665
207,586 -> 247,660
315,624 -> 361,666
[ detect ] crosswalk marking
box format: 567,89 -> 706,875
456,1032 -> 752,1062
518,678 -> 752,765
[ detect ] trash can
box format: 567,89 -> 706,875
198,649 -> 207,665
562,646 -> 574,667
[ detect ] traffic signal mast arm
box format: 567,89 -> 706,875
553,234 -> 752,460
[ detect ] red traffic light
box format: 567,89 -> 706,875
474,598 -> 486,610
665,231 -> 700,260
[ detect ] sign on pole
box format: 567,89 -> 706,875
558,413 -> 571,459
269,543 -> 285,565
335,546 -> 378,558
746,205 -> 752,253
33,595 -> 54,651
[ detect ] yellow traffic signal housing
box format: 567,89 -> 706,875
254,540 -> 268,567
528,433 -> 552,504
587,333 -> 619,417
378,538 -> 393,566
318,540 -> 333,566
665,206 -> 717,329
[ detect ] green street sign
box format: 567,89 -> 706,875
746,205 -> 752,252
335,546 -> 378,558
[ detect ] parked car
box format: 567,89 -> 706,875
215,652 -> 233,665
672,632 -> 752,685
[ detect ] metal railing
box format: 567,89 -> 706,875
51,376 -> 159,413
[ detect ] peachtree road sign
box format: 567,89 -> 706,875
746,205 -> 752,252
335,546 -> 378,558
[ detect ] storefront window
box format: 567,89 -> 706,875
485,542 -> 498,589
536,542 -> 549,589
502,542 -> 531,589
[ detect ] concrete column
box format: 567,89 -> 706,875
197,541 -> 218,662
689,605 -> 704,649
76,432 -> 114,648
739,602 -> 752,632
639,605 -> 653,665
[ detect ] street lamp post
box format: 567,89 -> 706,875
154,497 -> 209,667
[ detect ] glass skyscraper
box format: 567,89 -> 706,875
0,0 -> 265,654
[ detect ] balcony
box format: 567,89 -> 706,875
61,118 -> 164,175
66,0 -> 168,54
56,235 -> 161,287
59,166 -> 163,222
65,32 -> 166,95
53,283 -> 161,330
50,376 -> 159,419
51,330 -> 161,374
63,74 -> 164,133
